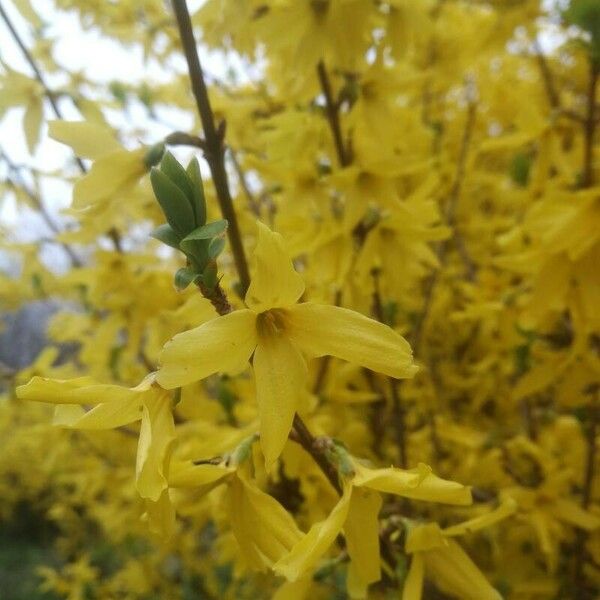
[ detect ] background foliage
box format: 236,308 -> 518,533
1,0 -> 599,598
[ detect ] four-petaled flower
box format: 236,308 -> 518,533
157,222 -> 417,469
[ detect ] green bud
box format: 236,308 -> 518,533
150,168 -> 195,237
174,267 -> 200,291
182,219 -> 228,242
230,434 -> 258,466
201,261 -> 218,289
144,142 -> 165,169
186,157 -> 207,226
208,236 -> 226,259
150,223 -> 181,249
160,151 -> 195,202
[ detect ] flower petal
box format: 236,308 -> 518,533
424,539 -> 502,600
17,376 -> 143,405
274,485 -> 352,581
157,309 -> 257,389
245,222 -> 305,312
53,400 -> 143,429
287,303 -> 417,379
353,463 -> 472,505
228,470 -> 304,571
254,334 -> 307,470
344,488 -> 382,591
402,553 -> 424,600
136,391 -> 175,501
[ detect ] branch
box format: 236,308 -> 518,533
533,39 -> 560,111
0,1 -> 124,253
573,388 -> 599,599
317,60 -> 351,168
170,0 -> 251,296
412,98 -> 478,353
1,151 -> 83,267
290,414 -> 342,495
0,1 -> 86,173
230,149 -> 262,217
582,62 -> 599,189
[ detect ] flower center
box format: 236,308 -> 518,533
256,308 -> 289,339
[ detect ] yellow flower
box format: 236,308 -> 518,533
16,373 -> 175,502
274,461 -> 472,588
157,222 -> 417,469
402,498 -> 517,600
170,449 -> 303,572
48,119 -> 153,212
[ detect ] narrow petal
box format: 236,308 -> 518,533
227,471 -> 304,571
344,488 -> 382,592
136,391 -> 175,501
287,303 -> 417,379
53,400 -> 143,430
144,489 -> 176,539
402,554 -> 424,600
157,309 -> 257,389
17,376 -> 143,405
245,222 -> 305,312
274,485 -> 352,581
443,497 -> 517,537
353,463 -> 472,506
254,334 -> 308,470
424,539 -> 502,600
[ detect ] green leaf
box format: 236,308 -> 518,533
208,236 -> 226,259
186,157 -> 207,226
160,151 -> 195,200
150,223 -> 180,249
201,261 -> 218,289
144,142 -> 165,168
179,238 -> 210,267
174,267 -> 200,291
182,220 -> 228,242
150,168 -> 195,237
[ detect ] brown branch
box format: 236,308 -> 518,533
370,269 -> 408,468
1,151 -> 83,267
291,414 -> 342,495
582,62 -> 599,189
412,98 -> 478,353
0,1 -> 85,173
573,389 -> 599,599
170,0 -> 251,296
0,1 -> 124,253
230,149 -> 262,217
317,60 -> 351,168
165,131 -> 206,149
533,39 -> 560,110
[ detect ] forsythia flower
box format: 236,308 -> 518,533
403,498 -> 517,600
274,460 -> 472,592
157,222 -> 417,469
17,373 -> 175,502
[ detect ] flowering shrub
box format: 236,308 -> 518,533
1,0 -> 599,598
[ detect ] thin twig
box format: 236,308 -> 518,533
411,98 -> 478,353
0,1 -> 86,172
317,60 -> 351,168
229,149 -> 262,217
533,39 -> 560,111
582,62 -> 598,189
573,390 -> 598,600
371,270 -> 408,468
1,151 -> 83,267
170,0 -> 251,295
0,1 -> 123,252
291,414 -> 342,495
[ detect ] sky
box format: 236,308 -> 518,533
0,0 -> 241,273
0,0 -> 569,275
